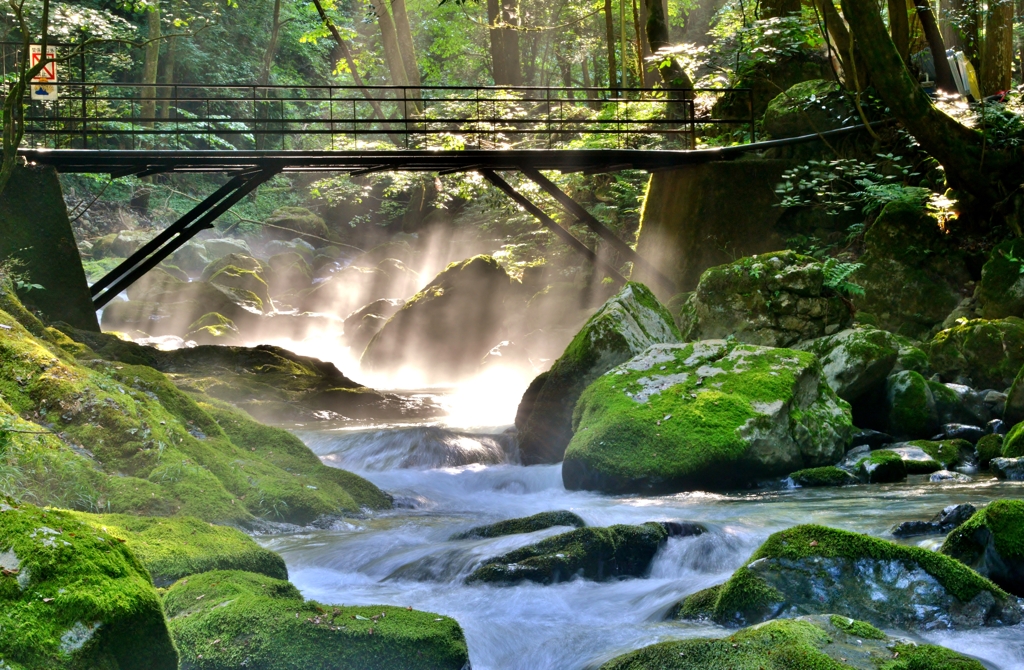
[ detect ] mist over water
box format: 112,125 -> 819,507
258,386 -> 1024,670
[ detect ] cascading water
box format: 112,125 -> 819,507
260,410 -> 1024,670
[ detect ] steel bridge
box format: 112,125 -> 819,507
10,80 -> 867,310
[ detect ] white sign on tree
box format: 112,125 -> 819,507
29,45 -> 58,100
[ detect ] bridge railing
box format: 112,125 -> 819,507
10,83 -> 755,151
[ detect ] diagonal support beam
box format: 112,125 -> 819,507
480,169 -> 627,286
92,168 -> 279,309
521,167 -> 677,295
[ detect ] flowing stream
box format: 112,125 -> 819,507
258,401 -> 1024,670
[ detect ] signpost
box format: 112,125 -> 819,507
29,45 -> 58,100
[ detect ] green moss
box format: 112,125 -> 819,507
1002,421 -> 1024,457
880,643 -> 986,670
928,317 -> 1024,389
886,370 -> 936,438
907,439 -> 971,469
672,584 -> 722,620
789,466 -> 858,487
163,570 -> 469,670
975,433 -> 1004,465
208,265 -> 271,310
827,614 -> 885,639
450,510 -> 586,540
466,523 -> 669,585
710,565 -> 785,625
941,500 -> 1024,567
563,341 -> 852,492
977,238 -> 1024,319
0,498 -> 177,670
69,512 -> 287,587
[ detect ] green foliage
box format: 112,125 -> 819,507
821,258 -> 864,298
776,155 -> 928,215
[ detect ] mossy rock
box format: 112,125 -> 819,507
466,522 -> 673,585
450,510 -> 586,541
929,317 -> 1024,389
163,570 -> 469,670
789,465 -> 858,487
70,512 -> 287,587
185,312 -> 241,345
515,282 -> 681,465
266,252 -> 313,296
856,449 -> 909,483
208,265 -> 272,312
341,298 -> 405,354
100,281 -> 261,338
125,267 -> 187,302
91,230 -> 150,259
362,255 -> 515,380
977,238 -> 1024,319
202,238 -> 252,260
264,206 -> 329,243
1001,420 -> 1024,457
679,524 -> 1021,629
167,242 -> 209,276
854,201 -> 970,338
200,253 -> 267,283
941,500 -> 1024,597
795,326 -> 899,402
975,433 -> 1004,465
763,79 -> 854,139
562,341 -> 853,494
885,370 -> 963,439
0,499 -> 178,670
601,614 -> 985,670
905,439 -> 974,470
683,251 -> 852,347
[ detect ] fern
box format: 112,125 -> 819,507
822,258 -> 865,298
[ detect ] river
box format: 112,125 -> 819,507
252,383 -> 1024,670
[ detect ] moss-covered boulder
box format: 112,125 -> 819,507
265,251 -> 313,298
885,370 -> 963,439
675,524 -> 1022,629
680,251 -> 852,347
976,433 -> 1004,466
515,282 -> 681,465
789,465 -> 858,487
184,312 -> 241,345
167,242 -> 209,276
70,513 -> 287,587
164,570 -> 469,670
450,510 -> 586,541
929,317 -> 1024,389
855,449 -> 908,483
1001,419 -> 1024,457
466,522 -> 690,585
125,267 -> 187,302
361,255 -> 513,380
91,230 -> 151,260
100,280 -> 262,338
203,238 -> 251,260
207,265 -> 272,312
263,206 -> 329,244
0,499 -> 178,669
763,79 -> 855,139
603,614 -> 985,670
942,500 -> 1024,597
341,298 -> 405,354
795,327 -> 899,402
977,238 -> 1024,319
854,201 -> 971,338
562,341 -> 853,493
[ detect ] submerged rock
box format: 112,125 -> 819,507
466,522 -> 699,585
679,250 -> 852,347
449,510 -> 586,541
892,503 -> 977,538
362,255 -> 514,381
674,524 -> 1022,630
515,282 -> 681,465
604,614 -> 985,670
164,570 -> 469,670
0,499 -> 178,669
941,500 -> 1024,597
795,326 -> 898,402
562,341 -> 853,494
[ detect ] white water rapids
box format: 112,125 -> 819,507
256,415 -> 1024,669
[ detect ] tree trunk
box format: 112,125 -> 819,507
371,0 -> 409,88
605,0 -> 618,92
391,0 -> 422,89
889,0 -> 910,62
760,0 -> 801,18
645,0 -> 692,88
620,0 -> 628,87
158,0 -> 178,119
500,0 -> 522,85
487,0 -> 507,84
840,0 -> 1002,200
940,0 -> 964,49
981,0 -> 1013,94
258,0 -> 283,87
813,0 -> 865,87
141,1 -> 161,125
679,0 -> 729,46
912,0 -> 957,91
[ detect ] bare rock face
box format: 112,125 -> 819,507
678,251 -> 852,348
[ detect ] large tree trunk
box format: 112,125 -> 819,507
645,0 -> 692,88
605,0 -> 618,92
981,0 -> 1013,94
500,0 -> 522,85
158,0 -> 178,119
813,0 -> 864,87
371,0 -> 409,88
391,0 -> 422,89
912,0 -> 957,91
141,1 -> 161,124
889,0 -> 910,62
258,0 -> 283,87
840,0 -> 1005,201
487,0 -> 507,84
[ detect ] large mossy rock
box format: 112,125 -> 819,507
341,298 -> 404,354
361,255 -> 513,380
450,510 -> 586,541
164,570 -> 469,670
676,524 -> 1022,629
465,522 -> 689,585
885,370 -> 975,439
71,513 -> 287,587
562,341 -> 853,494
602,614 -> 985,670
929,317 -> 1024,389
763,79 -> 855,139
854,201 -> 971,337
795,327 -> 899,402
514,282 -> 680,465
680,251 -> 852,347
101,280 -> 262,338
977,238 -> 1024,319
941,500 -> 1024,597
263,206 -> 329,243
0,293 -> 390,525
0,499 -> 178,670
